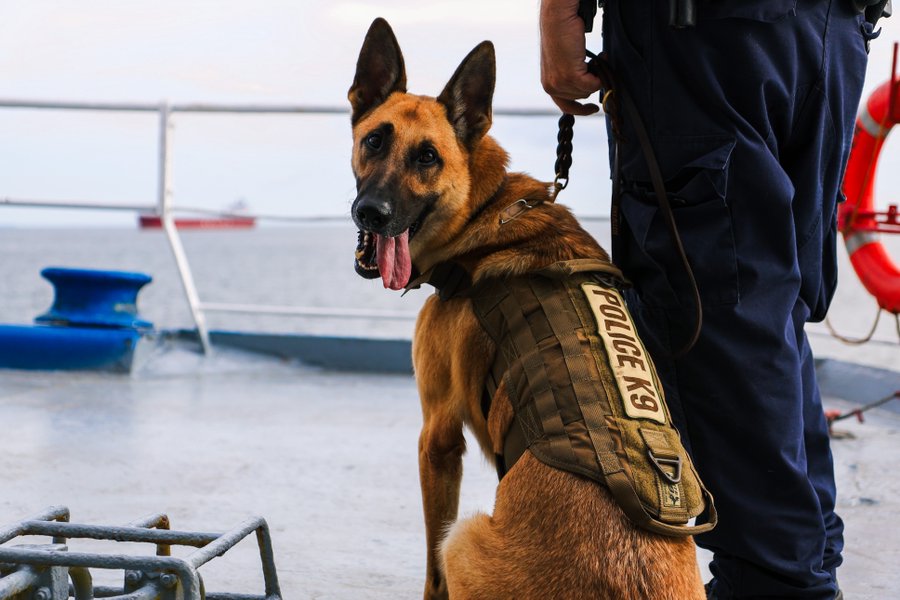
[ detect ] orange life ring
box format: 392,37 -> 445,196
839,79 -> 900,314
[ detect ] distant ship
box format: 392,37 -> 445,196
138,200 -> 256,230
138,214 -> 256,229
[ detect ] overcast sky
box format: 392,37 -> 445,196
0,1 -> 897,226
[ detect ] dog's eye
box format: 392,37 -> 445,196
365,133 -> 383,150
417,148 -> 437,165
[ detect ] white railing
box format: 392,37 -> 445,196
0,98 -> 574,354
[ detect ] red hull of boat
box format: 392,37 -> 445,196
138,215 -> 256,229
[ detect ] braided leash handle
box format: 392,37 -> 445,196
553,113 -> 576,199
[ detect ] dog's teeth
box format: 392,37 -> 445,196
354,230 -> 379,272
354,255 -> 378,271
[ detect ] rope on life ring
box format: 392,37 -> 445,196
838,57 -> 900,317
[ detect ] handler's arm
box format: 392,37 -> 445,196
539,0 -> 603,115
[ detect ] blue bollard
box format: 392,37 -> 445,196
35,267 -> 153,329
0,267 -> 154,372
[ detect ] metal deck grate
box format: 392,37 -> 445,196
0,507 -> 281,600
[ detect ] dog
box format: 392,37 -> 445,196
349,18 -> 706,600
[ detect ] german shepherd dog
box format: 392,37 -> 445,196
349,18 -> 704,600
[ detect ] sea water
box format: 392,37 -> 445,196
0,223 -> 897,370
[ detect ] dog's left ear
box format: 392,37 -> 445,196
348,18 -> 407,124
438,41 -> 495,150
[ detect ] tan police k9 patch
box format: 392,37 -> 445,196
581,284 -> 667,425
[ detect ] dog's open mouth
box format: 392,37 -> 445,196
355,227 -> 415,290
355,230 -> 379,279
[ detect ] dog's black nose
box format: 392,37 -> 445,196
355,199 -> 392,231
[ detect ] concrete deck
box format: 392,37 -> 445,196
1,346 -> 898,599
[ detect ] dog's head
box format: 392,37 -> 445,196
349,18 -> 496,290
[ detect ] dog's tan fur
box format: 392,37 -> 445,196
350,19 -> 705,600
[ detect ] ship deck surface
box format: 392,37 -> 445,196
1,345 -> 898,599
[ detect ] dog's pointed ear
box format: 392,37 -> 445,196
438,41 -> 495,149
348,18 -> 407,124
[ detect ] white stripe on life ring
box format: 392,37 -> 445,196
858,106 -> 890,139
845,230 -> 881,255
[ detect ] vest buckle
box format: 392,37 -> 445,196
648,451 -> 683,484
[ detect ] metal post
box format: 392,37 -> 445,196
128,514 -> 171,557
67,567 -> 93,600
156,101 -> 212,354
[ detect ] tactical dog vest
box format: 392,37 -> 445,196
468,259 -> 717,537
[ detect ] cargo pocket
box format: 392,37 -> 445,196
618,136 -> 739,309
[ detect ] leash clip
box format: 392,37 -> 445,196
551,175 -> 569,202
499,198 -> 541,225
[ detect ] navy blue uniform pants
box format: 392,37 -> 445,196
602,0 -> 869,597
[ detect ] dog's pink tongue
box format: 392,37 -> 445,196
376,231 -> 411,290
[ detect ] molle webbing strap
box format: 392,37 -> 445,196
482,271 -> 621,481
497,292 -> 579,469
529,276 -> 623,478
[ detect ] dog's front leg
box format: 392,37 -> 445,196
418,406 -> 465,600
413,296 -> 492,599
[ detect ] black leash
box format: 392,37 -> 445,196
555,52 -> 703,358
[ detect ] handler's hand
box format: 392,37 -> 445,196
540,0 -> 603,115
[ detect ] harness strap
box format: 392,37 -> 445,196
403,261 -> 473,300
535,258 -> 626,283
